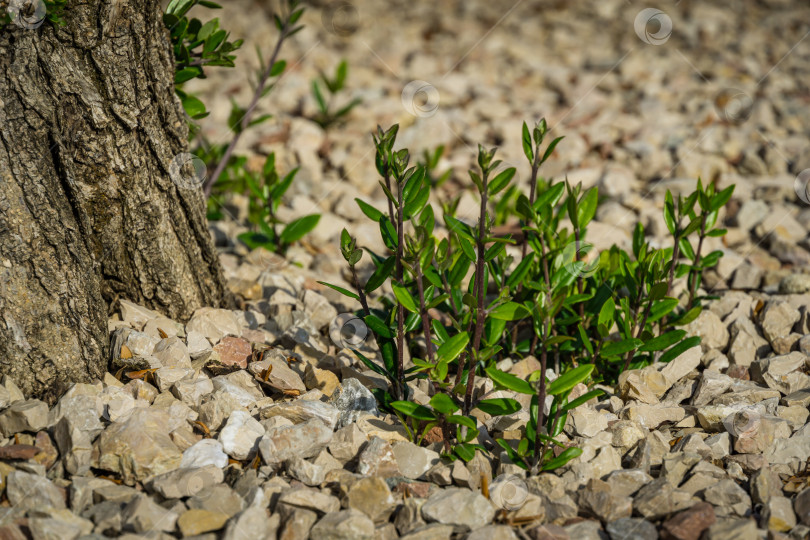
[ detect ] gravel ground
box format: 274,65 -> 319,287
2,0 -> 810,538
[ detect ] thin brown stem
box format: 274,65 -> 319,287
204,11 -> 291,197
465,176 -> 489,415
687,215 -> 707,308
395,179 -> 405,399
622,283 -> 645,369
351,266 -> 370,316
415,265 -> 435,365
385,168 -> 395,230
415,264 -> 451,452
574,227 -> 584,320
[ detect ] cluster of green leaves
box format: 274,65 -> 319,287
205,151 -> 319,253
311,60 -> 362,129
162,0 -> 319,252
1,0 -> 67,29
324,120 -> 734,472
164,0 -> 245,121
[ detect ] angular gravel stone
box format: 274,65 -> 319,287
633,478 -> 695,520
347,476 -> 396,524
7,471 -> 65,511
186,307 -> 241,344
178,508 -> 229,537
331,377 -> 380,428
356,436 -> 401,477
704,518 -> 758,540
121,494 -> 178,534
223,507 -> 281,540
684,310 -> 729,352
578,479 -> 632,523
661,502 -> 716,540
703,479 -> 751,517
259,418 -> 333,465
278,487 -> 340,515
180,438 -> 229,469
259,399 -> 340,429
762,495 -> 796,532
0,399 -> 49,436
328,423 -> 368,463
421,488 -> 495,530
153,337 -> 192,369
94,408 -> 182,484
618,368 -> 668,404
146,465 -> 224,499
219,410 -> 265,460
468,525 -> 520,540
310,509 -> 375,540
392,441 -> 441,480
760,301 -> 800,345
212,336 -> 253,369
606,518 -> 657,540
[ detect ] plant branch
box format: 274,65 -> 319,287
465,174 -> 489,415
203,10 -> 291,198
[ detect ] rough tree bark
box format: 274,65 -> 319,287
0,0 -> 225,403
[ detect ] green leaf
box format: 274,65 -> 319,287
672,306 -> 702,326
364,314 -> 393,339
430,393 -> 459,415
175,67 -> 202,84
391,401 -> 437,421
269,59 -> 286,77
317,281 -> 360,301
648,282 -> 669,302
542,446 -> 582,471
312,80 -> 327,113
600,338 -> 642,358
280,214 -> 320,244
541,136 -> 565,164
355,198 -> 384,222
485,366 -> 535,395
458,237 -> 476,261
534,182 -> 566,211
444,215 -> 475,241
664,191 -> 676,235
489,167 -> 516,196
647,298 -> 679,323
237,231 -> 272,250
638,329 -> 687,352
489,302 -> 531,321
710,185 -> 735,212
506,253 -> 535,289
561,389 -> 604,412
365,256 -> 395,294
484,242 -> 506,262
660,336 -> 701,364
454,443 -> 476,462
391,282 -> 419,313
547,364 -> 594,396
577,187 -> 598,229
181,94 -> 207,119
446,414 -> 476,429
375,219 -> 395,253
436,332 -> 469,363
476,398 -> 522,416
353,350 -> 394,380
432,320 -> 450,343
522,122 -> 533,162
598,300 -> 615,328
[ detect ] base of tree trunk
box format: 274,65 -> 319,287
0,0 -> 225,403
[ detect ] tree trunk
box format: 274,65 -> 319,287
0,0 -> 225,403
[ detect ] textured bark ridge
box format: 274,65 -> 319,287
0,0 -> 225,402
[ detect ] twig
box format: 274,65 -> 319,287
203,7 -> 292,197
